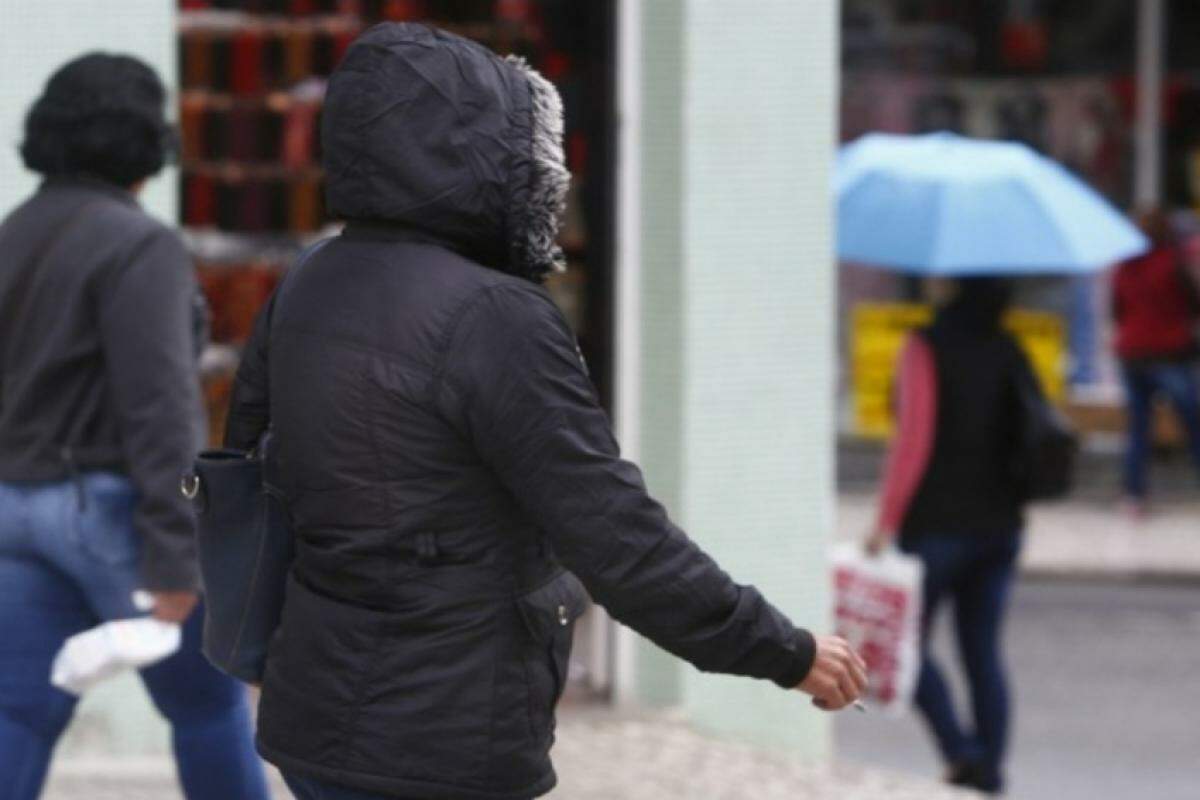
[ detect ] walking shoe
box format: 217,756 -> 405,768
946,760 -> 1004,794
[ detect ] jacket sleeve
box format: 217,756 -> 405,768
224,289 -> 276,451
875,334 -> 938,535
97,228 -> 203,591
437,284 -> 816,689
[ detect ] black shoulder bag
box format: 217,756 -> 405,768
182,239 -> 329,683
1010,351 -> 1078,503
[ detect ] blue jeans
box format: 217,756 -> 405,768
1120,361 -> 1200,498
0,472 -> 270,800
901,531 -> 1021,792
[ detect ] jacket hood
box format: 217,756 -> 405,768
322,23 -> 569,282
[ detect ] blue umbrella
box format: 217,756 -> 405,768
836,132 -> 1149,274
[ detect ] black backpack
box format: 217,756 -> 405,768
1010,355 -> 1078,502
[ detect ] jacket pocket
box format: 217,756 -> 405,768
516,569 -> 589,741
68,472 -> 139,566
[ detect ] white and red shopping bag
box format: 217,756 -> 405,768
831,543 -> 924,714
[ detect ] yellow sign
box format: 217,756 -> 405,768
851,302 -> 1066,438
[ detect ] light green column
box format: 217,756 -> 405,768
631,0 -> 838,757
629,0 -> 688,710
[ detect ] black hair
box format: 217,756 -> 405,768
950,276 -> 1014,331
20,53 -> 176,188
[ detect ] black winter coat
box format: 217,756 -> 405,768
226,23 -> 816,800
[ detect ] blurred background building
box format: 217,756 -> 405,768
839,0 -> 1200,469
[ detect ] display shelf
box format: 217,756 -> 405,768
182,161 -> 325,180
181,0 -> 614,437
184,225 -> 339,262
179,85 -> 326,107
179,9 -> 363,33
179,9 -> 539,44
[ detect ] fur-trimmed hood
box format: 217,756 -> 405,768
322,23 -> 569,282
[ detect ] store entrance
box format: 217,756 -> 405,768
179,0 -> 618,699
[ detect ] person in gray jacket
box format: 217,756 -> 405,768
0,53 -> 269,799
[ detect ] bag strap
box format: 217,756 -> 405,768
0,200 -> 99,411
248,237 -> 332,460
268,237 -> 333,336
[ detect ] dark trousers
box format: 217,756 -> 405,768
284,773 -> 391,800
1120,360 -> 1200,499
901,531 -> 1021,792
283,772 -> 532,800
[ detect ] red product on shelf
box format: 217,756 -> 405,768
541,51 -> 571,81
183,173 -> 217,227
182,32 -> 213,90
282,102 -> 319,168
197,263 -> 281,344
231,30 -> 266,95
179,95 -> 207,161
227,105 -> 263,161
568,130 -> 587,175
196,266 -> 232,340
239,180 -> 271,232
381,0 -> 425,21
289,177 -> 323,233
285,29 -> 315,84
224,264 -> 280,341
333,28 -> 359,65
494,0 -> 533,23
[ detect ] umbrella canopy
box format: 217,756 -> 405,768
836,132 -> 1149,275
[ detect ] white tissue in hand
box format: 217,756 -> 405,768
50,618 -> 182,695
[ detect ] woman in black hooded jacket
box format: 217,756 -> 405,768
225,23 -> 865,800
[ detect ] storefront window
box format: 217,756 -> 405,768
177,0 -> 616,444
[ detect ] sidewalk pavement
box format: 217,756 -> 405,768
838,492 -> 1200,580
43,707 -> 975,800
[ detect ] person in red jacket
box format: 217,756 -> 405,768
1112,209 -> 1200,512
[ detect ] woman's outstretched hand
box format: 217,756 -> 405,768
795,635 -> 868,711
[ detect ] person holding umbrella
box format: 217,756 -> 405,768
867,276 -> 1032,794
839,132 -> 1148,793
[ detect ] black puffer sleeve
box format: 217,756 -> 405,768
437,283 -> 816,689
